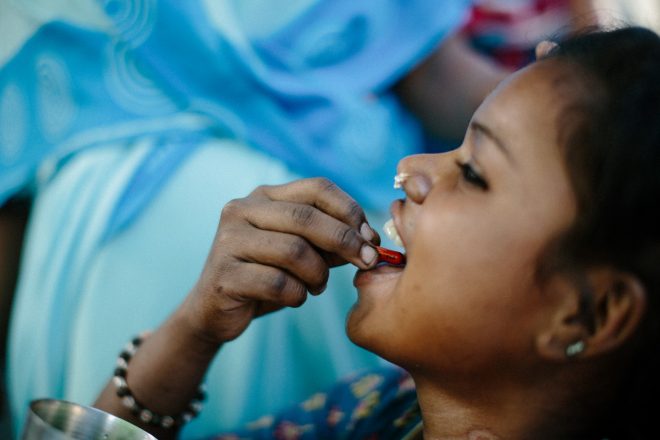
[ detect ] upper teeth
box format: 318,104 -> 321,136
383,219 -> 403,247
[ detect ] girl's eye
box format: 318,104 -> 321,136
456,161 -> 489,190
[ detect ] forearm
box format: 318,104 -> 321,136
94,299 -> 221,440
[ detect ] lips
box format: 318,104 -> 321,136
368,201 -> 408,270
353,262 -> 404,288
354,201 -> 408,288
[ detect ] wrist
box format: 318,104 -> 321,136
167,301 -> 222,361
113,332 -> 206,429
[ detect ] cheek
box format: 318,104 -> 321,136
395,205 -> 546,342
411,203 -> 541,289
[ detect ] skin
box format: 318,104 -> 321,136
350,61 -> 579,371
95,59 -> 647,439
350,60 -> 580,439
349,59 -> 646,439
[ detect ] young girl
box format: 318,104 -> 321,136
94,27 -> 660,439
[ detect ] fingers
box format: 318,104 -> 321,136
233,229 -> 330,295
189,229 -> 324,343
192,256 -> 310,340
255,178 -> 375,233
221,260 -> 309,309
190,178 -> 377,343
246,178 -> 380,268
242,200 -> 378,268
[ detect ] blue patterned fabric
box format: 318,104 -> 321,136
0,0 -> 469,221
2,1 -> 469,438
211,366 -> 421,440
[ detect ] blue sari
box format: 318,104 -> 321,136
2,1 -> 468,437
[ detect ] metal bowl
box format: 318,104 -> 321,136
21,399 -> 157,440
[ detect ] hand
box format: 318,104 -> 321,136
182,178 -> 381,344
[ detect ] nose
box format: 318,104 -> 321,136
396,151 -> 457,204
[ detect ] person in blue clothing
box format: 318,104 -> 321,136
95,27 -> 660,440
0,1 -> 510,437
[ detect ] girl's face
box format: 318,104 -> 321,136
348,61 -> 579,380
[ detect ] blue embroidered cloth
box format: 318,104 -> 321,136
211,366 -> 421,440
0,0 -> 469,233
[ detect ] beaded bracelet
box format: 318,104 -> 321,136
113,332 -> 206,429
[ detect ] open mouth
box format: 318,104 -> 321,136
373,217 -> 407,268
354,213 -> 407,288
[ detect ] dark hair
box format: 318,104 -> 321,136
544,27 -> 660,439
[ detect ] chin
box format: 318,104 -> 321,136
346,290 -> 425,373
345,300 -> 376,349
347,264 -> 408,359
345,298 -> 394,363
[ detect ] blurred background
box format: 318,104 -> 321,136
596,0 -> 660,31
0,0 -> 659,438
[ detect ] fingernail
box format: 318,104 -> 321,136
360,245 -> 377,265
360,222 -> 374,241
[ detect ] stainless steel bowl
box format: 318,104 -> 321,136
21,399 -> 157,440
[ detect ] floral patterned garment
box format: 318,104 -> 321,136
211,366 -> 421,440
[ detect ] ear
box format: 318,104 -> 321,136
536,268 -> 647,362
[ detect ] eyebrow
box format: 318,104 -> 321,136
470,120 -> 512,161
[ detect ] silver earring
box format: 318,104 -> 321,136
565,340 -> 585,358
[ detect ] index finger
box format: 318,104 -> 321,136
242,200 -> 378,269
253,178 -> 377,240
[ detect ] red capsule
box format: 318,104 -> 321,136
375,246 -> 406,266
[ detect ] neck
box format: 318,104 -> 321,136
412,371 -> 591,440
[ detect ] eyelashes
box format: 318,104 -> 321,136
456,160 -> 489,190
